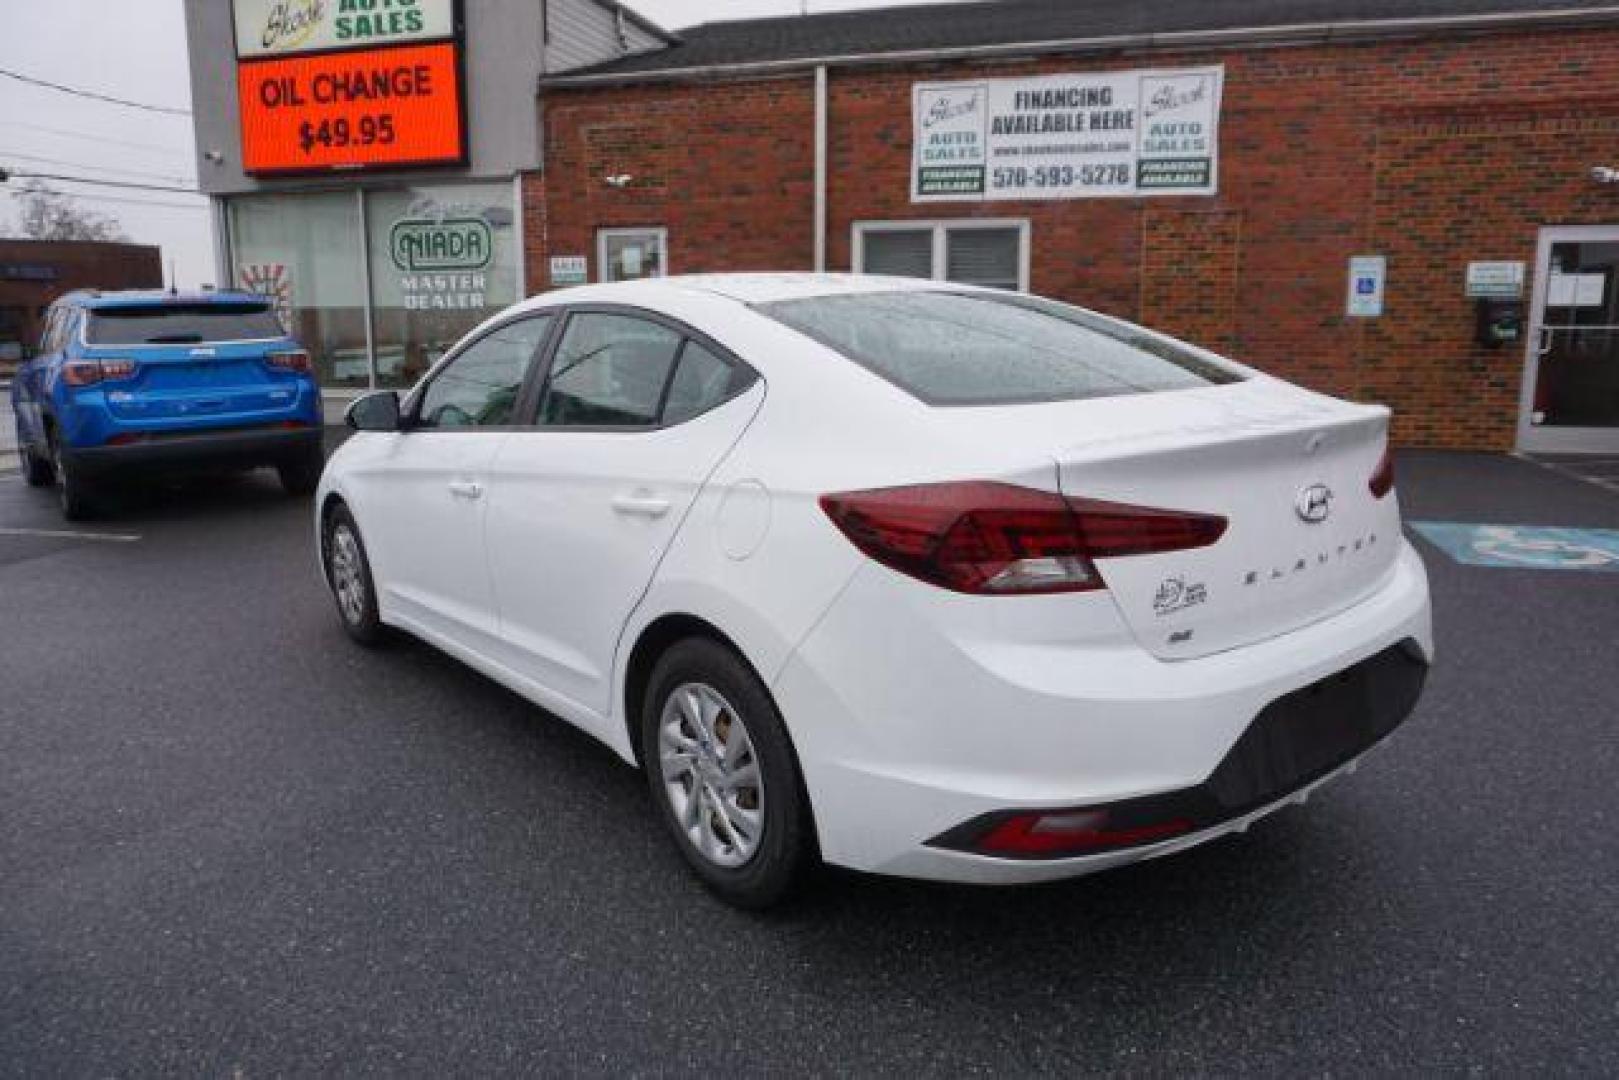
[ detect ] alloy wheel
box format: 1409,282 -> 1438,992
329,524 -> 368,626
659,682 -> 765,868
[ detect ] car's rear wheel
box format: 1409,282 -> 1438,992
324,505 -> 386,646
278,446 -> 325,496
50,434 -> 100,521
17,426 -> 53,488
641,638 -> 815,908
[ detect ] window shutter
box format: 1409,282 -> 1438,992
946,228 -> 1020,290
861,229 -> 934,279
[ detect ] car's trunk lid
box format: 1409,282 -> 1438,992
1049,385 -> 1400,659
87,341 -> 298,423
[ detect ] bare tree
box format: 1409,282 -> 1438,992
12,180 -> 128,242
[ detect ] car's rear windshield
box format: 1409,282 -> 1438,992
84,303 -> 284,345
754,290 -> 1243,406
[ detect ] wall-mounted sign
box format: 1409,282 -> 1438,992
1466,261 -> 1525,299
237,41 -> 465,173
549,255 -> 588,286
232,0 -> 457,59
390,216 -> 492,272
911,67 -> 1223,202
1347,255 -> 1387,318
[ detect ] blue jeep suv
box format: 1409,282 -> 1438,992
11,289 -> 325,519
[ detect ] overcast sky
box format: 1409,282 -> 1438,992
0,0 -> 955,287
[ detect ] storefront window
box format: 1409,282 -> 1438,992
366,183 -> 519,389
229,192 -> 366,388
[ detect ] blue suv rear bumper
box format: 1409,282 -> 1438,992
61,422 -> 324,478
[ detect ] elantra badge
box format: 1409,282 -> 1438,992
1295,483 -> 1333,524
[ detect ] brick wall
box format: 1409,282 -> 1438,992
533,76 -> 815,290
536,27 -> 1619,450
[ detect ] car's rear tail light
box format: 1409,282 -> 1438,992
973,810 -> 1195,856
1368,446 -> 1395,498
61,359 -> 136,387
818,481 -> 1226,595
267,349 -> 312,373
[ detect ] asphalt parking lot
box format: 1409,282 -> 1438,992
2,447 -> 1617,1075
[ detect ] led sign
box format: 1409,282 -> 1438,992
237,41 -> 465,173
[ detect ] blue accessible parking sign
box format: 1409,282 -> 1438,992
1410,522 -> 1619,571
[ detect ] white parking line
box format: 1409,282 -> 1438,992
0,527 -> 142,543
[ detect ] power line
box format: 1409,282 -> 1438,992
0,66 -> 191,117
0,119 -> 193,157
0,151 -> 194,186
4,170 -> 203,196
2,189 -> 207,212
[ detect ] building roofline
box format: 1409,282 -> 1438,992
0,238 -> 160,253
540,5 -> 1619,88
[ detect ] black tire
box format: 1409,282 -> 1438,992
323,504 -> 387,647
640,637 -> 816,909
50,434 -> 100,522
18,431 -> 53,487
277,447 -> 325,496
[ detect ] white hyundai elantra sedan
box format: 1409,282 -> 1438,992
315,273 -> 1432,908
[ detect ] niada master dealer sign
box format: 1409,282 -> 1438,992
391,215 -> 494,310
912,67 -> 1224,201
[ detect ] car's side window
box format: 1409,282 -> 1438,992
415,314 -> 553,429
663,340 -> 738,425
538,312 -> 684,428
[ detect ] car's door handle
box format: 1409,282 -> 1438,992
448,479 -> 484,500
611,493 -> 672,518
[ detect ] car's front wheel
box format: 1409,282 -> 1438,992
323,504 -> 386,646
641,638 -> 815,908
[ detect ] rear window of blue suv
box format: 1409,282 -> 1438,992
85,302 -> 285,346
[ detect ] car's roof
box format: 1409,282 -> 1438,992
537,272 -> 950,308
63,288 -> 273,311
669,273 -> 946,303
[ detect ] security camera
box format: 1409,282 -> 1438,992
1591,166 -> 1619,185
203,150 -> 225,165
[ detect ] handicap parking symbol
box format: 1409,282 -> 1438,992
1411,522 -> 1619,571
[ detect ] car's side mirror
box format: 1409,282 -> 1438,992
346,390 -> 402,432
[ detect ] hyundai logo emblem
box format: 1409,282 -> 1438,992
1296,483 -> 1333,524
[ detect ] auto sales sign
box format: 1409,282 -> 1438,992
232,0 -> 465,174
912,66 -> 1224,202
233,0 -> 456,58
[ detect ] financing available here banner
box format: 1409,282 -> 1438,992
911,66 -> 1224,202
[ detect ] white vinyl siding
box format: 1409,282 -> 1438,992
545,0 -> 664,73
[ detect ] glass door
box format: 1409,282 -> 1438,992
1520,226 -> 1619,453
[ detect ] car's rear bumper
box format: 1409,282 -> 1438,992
772,538 -> 1433,882
63,424 -> 323,478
